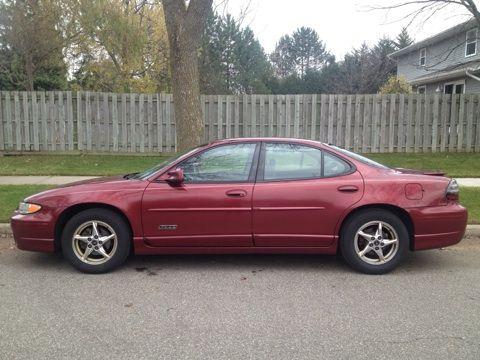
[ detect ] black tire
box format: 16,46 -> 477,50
61,208 -> 131,274
340,209 -> 408,275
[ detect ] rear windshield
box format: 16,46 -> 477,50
327,145 -> 390,169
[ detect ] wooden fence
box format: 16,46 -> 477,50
0,91 -> 479,153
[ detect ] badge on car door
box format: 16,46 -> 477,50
158,224 -> 178,230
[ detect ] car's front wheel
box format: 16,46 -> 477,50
61,209 -> 131,273
340,209 -> 409,274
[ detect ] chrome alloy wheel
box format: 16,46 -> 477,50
354,221 -> 399,265
72,220 -> 118,265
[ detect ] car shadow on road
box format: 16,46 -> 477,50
20,248 -> 463,275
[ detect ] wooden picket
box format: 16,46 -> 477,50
0,91 -> 479,153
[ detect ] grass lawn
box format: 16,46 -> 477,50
461,187 -> 480,225
0,185 -> 478,224
0,154 -> 170,176
367,152 -> 480,178
0,185 -> 52,223
0,152 -> 479,177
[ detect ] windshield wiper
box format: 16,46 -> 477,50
123,172 -> 139,179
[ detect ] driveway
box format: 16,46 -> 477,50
0,235 -> 479,360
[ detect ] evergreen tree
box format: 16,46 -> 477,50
270,27 -> 330,79
199,13 -> 272,94
395,27 -> 414,49
291,27 -> 329,77
334,38 -> 397,94
270,35 -> 295,78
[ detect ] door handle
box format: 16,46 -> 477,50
226,189 -> 247,197
337,185 -> 359,193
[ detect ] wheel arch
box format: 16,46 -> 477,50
338,204 -> 415,251
54,203 -> 134,251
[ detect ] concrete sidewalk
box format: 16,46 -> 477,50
0,175 -> 479,186
0,176 -> 98,185
456,178 -> 480,187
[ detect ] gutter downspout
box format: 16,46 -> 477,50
466,70 -> 480,82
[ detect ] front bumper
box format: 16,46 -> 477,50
10,212 -> 56,253
409,203 -> 468,251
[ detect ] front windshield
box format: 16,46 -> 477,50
328,145 -> 390,169
133,145 -> 205,180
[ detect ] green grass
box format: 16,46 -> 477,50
367,152 -> 480,178
0,152 -> 479,177
461,187 -> 480,224
0,184 -> 478,224
0,185 -> 52,222
0,154 -> 170,176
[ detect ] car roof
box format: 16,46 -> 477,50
209,137 -> 326,147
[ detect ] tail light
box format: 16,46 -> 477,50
445,179 -> 459,201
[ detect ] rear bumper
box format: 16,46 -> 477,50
409,203 -> 468,251
10,213 -> 56,253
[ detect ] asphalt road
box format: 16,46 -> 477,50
1,235 -> 479,360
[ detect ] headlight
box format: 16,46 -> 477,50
18,202 -> 42,215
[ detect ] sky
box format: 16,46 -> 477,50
215,0 -> 473,58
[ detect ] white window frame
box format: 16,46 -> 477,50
465,28 -> 477,57
444,80 -> 465,94
417,85 -> 426,94
419,48 -> 426,66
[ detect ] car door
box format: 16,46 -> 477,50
142,142 -> 260,247
252,142 -> 364,247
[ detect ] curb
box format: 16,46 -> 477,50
0,223 -> 11,233
465,224 -> 480,237
1,223 -> 479,238
0,223 -> 11,239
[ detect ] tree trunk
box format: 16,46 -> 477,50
25,51 -> 35,91
162,0 -> 212,152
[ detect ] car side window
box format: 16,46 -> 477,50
323,152 -> 351,177
263,143 -> 322,180
178,143 -> 257,183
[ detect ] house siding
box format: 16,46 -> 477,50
397,25 -> 480,82
466,76 -> 480,93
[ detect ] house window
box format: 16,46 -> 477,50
417,85 -> 426,94
466,29 -> 477,57
444,81 -> 465,94
419,48 -> 426,66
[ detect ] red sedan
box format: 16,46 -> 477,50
11,138 -> 467,274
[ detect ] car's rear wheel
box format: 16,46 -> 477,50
61,209 -> 131,273
340,209 -> 408,274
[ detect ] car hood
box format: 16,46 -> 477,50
25,175 -> 147,204
57,175 -> 126,188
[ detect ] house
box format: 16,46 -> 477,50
390,19 -> 480,94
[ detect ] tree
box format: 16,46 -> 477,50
291,27 -> 329,77
371,1 -> 480,70
334,38 -> 397,94
270,35 -> 295,78
0,0 -> 69,90
267,56 -> 339,94
71,0 -> 170,93
335,44 -> 373,93
199,13 -> 271,94
270,27 -> 330,79
378,75 -> 412,94
371,1 -> 480,29
162,0 -> 213,152
395,27 -> 414,49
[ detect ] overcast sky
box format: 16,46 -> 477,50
215,0 -> 472,58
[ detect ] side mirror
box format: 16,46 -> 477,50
165,168 -> 184,185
